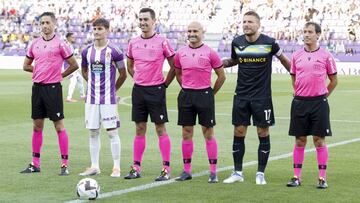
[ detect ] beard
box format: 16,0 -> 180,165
244,31 -> 256,37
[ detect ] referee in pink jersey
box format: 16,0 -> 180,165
125,8 -> 176,181
286,22 -> 338,189
21,12 -> 79,175
173,21 -> 226,183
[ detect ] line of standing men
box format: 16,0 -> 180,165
21,9 -> 337,188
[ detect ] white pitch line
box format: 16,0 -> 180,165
118,96 -> 132,106
64,137 -> 360,203
119,96 -> 360,124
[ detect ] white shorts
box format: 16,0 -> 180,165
85,103 -> 120,129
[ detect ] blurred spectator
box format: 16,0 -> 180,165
0,0 -> 359,56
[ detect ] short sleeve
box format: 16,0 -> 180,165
59,41 -> 73,59
81,48 -> 88,69
126,41 -> 133,59
290,54 -> 296,75
326,54 -> 337,75
174,52 -> 181,69
162,39 -> 175,58
26,41 -> 34,59
271,40 -> 282,56
112,46 -> 124,62
231,40 -> 237,60
209,49 -> 223,69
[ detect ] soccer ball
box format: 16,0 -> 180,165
76,178 -> 100,200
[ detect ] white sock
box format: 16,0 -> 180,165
107,129 -> 121,169
89,129 -> 100,169
77,74 -> 85,97
67,76 -> 77,99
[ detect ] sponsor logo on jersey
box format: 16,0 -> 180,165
91,60 -> 105,73
234,44 -> 272,55
239,57 -> 266,63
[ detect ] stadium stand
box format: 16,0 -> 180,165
1,0 -> 359,61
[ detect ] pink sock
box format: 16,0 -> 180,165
182,139 -> 193,174
32,130 -> 43,167
316,146 -> 328,179
158,134 -> 171,172
206,138 -> 218,174
133,135 -> 146,172
57,130 -> 69,166
293,145 -> 305,178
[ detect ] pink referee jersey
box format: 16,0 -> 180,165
174,44 -> 223,89
290,47 -> 337,97
126,34 -> 175,86
26,35 -> 73,84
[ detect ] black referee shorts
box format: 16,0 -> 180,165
289,95 -> 332,137
131,83 -> 168,124
177,87 -> 215,128
31,82 -> 64,122
232,95 -> 275,127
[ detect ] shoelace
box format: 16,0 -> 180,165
129,167 -> 137,174
160,169 -> 168,176
233,172 -> 241,176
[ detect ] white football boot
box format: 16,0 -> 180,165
223,171 -> 244,183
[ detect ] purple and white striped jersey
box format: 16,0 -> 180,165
81,42 -> 125,104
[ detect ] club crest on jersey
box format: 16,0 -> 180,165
198,57 -> 209,66
47,51 -> 55,58
148,49 -> 162,58
106,52 -> 111,59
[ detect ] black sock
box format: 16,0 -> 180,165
233,136 -> 245,171
258,135 -> 271,172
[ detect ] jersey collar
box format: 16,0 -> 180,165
141,33 -> 156,39
42,34 -> 56,41
188,43 -> 204,49
304,46 -> 320,53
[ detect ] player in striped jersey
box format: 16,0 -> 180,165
79,18 -> 127,178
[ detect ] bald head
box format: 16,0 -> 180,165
187,21 -> 204,47
188,21 -> 204,32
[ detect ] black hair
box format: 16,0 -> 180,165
304,22 -> 322,34
244,11 -> 260,21
139,8 -> 156,19
66,32 -> 74,38
92,18 -> 110,29
39,12 -> 56,22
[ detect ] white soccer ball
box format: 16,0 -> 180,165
76,178 -> 100,200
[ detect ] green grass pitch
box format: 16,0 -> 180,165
0,70 -> 359,202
